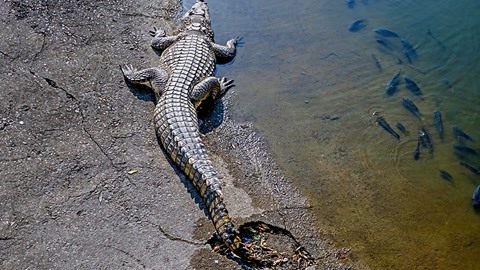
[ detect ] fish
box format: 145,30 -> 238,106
401,97 -> 423,120
376,38 -> 393,50
453,143 -> 479,156
413,138 -> 421,160
443,79 -> 453,90
404,76 -> 424,98
376,116 -> 400,140
401,38 -> 418,63
433,110 -> 444,140
385,71 -> 401,96
346,0 -> 355,9
453,126 -> 474,142
395,122 -> 408,135
372,54 -> 382,72
374,28 -> 400,38
320,114 -> 340,121
473,185 -> 480,210
349,19 -> 367,32
460,160 -> 480,175
440,170 -> 453,182
427,29 -> 446,51
418,127 -> 433,154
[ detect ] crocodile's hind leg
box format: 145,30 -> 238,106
190,77 -> 234,109
120,65 -> 168,99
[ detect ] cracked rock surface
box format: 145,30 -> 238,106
0,0 -> 359,269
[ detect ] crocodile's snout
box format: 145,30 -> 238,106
186,1 -> 209,17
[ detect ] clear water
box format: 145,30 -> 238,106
190,0 -> 480,268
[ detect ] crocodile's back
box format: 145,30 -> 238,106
156,34 -> 215,164
154,34 -> 238,246
162,35 -> 215,86
156,34 -> 216,169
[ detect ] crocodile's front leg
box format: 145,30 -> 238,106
120,65 -> 168,99
190,77 -> 234,108
211,37 -> 242,63
150,27 -> 179,51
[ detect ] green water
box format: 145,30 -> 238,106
199,0 -> 480,268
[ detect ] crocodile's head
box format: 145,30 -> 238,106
182,0 -> 214,40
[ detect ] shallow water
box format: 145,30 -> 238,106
191,0 -> 480,268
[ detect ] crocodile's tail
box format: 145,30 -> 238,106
153,98 -> 240,251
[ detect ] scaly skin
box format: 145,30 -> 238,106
121,0 -> 241,250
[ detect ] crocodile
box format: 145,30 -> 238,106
121,0 -> 241,251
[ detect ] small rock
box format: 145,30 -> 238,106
127,169 -> 138,175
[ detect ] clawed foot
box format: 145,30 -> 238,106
228,36 -> 244,47
219,77 -> 235,96
119,64 -> 137,79
149,26 -> 166,37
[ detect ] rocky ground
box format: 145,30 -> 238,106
0,0 -> 362,269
